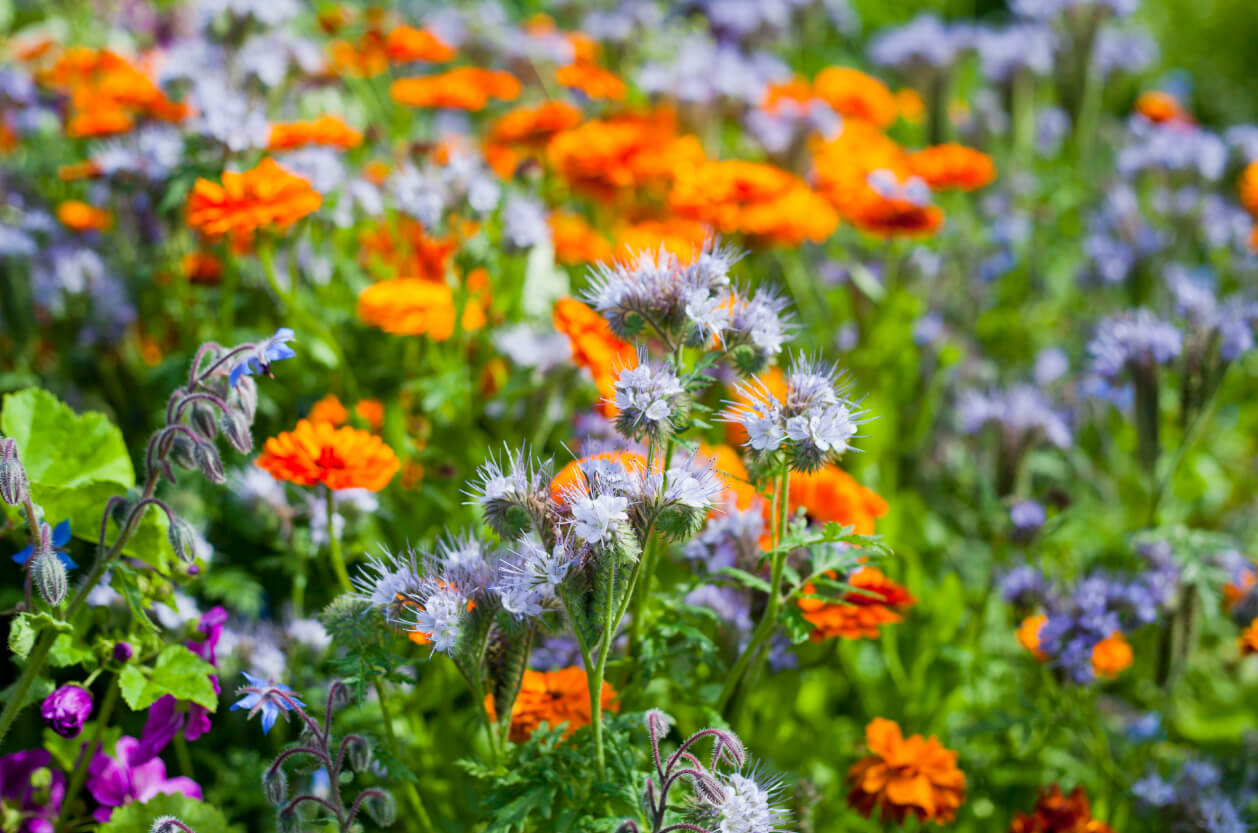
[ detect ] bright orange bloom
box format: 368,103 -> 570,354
1135,91 -> 1189,125
364,160 -> 390,184
1090,631 -> 1132,678
40,47 -> 186,137
550,451 -> 651,502
390,68 -> 520,110
556,62 -> 626,100
1239,161 -> 1258,219
355,399 -> 385,431
1017,615 -> 1048,660
66,105 -> 134,138
327,31 -> 389,78
1240,619 -> 1258,656
185,158 -> 322,246
669,159 -> 837,245
385,25 -> 456,64
547,111 -> 704,199
357,278 -> 487,340
483,667 -> 618,742
552,297 -> 636,414
1009,785 -> 1114,833
57,201 -> 112,232
897,88 -> 925,123
308,394 -> 350,426
550,212 -> 613,265
490,100 -> 583,146
848,717 -> 966,825
798,567 -> 915,641
814,67 -> 897,127
358,218 -> 458,282
256,419 -> 400,491
181,252 -> 223,285
614,217 -> 711,263
268,115 -> 363,151
907,144 -> 996,191
788,466 -> 888,535
762,77 -> 814,111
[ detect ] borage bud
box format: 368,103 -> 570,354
168,516 -> 200,563
31,548 -> 68,606
0,437 -> 28,506
343,735 -> 372,773
232,375 -> 259,422
327,681 -> 353,713
151,816 -> 194,833
276,806 -> 299,833
189,401 -> 219,443
220,409 -> 253,454
262,766 -> 288,806
362,792 -> 396,826
168,435 -> 198,471
110,493 -> 136,528
194,442 -> 226,485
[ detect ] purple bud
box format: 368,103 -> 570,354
193,442 -> 225,485
186,564 -> 201,576
41,684 -> 93,738
219,409 -> 253,454
0,437 -> 28,506
168,435 -> 198,471
113,642 -> 134,662
189,401 -> 219,443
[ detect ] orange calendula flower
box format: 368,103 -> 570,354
357,278 -> 487,340
550,212 -> 613,266
484,667 -> 618,742
813,66 -> 898,127
798,567 -> 915,641
57,201 -> 112,232
358,218 -> 458,282
547,111 -> 704,199
1240,619 -> 1258,656
670,159 -> 838,245
1239,161 -> 1258,219
355,399 -> 385,431
1134,90 -> 1189,125
614,218 -> 711,264
185,158 -> 322,246
1009,785 -> 1114,833
552,297 -> 637,415
385,25 -> 456,63
257,419 -> 400,492
788,466 -> 888,535
308,393 -> 350,426
490,100 -> 583,146
181,252 -> 223,285
848,717 -> 966,825
268,114 -> 363,151
1090,631 -> 1132,678
907,143 -> 996,191
1017,614 -> 1048,660
556,62 -> 626,101
41,47 -> 186,138
390,67 -> 520,111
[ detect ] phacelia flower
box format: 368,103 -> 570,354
229,672 -> 304,734
612,357 -> 688,440
848,717 -> 967,825
41,684 -> 93,738
694,768 -> 792,833
256,419 -> 400,491
1088,309 -> 1183,379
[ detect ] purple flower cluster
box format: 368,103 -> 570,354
1133,761 -> 1245,833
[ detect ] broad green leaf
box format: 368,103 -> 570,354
98,793 -> 241,833
47,632 -> 97,668
119,645 -> 218,711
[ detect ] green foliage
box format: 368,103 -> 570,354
118,645 -> 218,711
98,793 -> 242,833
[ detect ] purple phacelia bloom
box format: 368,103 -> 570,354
229,328 -> 297,388
957,385 -> 1072,449
868,14 -> 973,72
1088,310 -> 1182,378
41,685 -> 93,739
1000,565 -> 1050,607
1010,500 -> 1047,533
684,503 -> 766,571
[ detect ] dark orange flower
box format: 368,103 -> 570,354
327,31 -> 389,78
669,159 -> 838,245
308,393 -> 350,426
1240,619 -> 1258,656
185,158 -> 322,245
358,218 -> 458,282
41,47 -> 185,137
907,143 -> 996,191
490,100 -> 583,146
550,212 -> 613,265
813,67 -> 897,127
848,718 -> 966,825
357,278 -> 487,340
788,466 -> 888,535
1017,615 -> 1048,660
547,111 -> 703,199
1134,91 -> 1190,125
556,62 -> 626,101
1239,161 -> 1258,219
762,77 -> 814,112
1009,785 -> 1114,833
181,252 -> 223,285
390,68 -> 520,111
483,667 -> 618,742
552,297 -> 636,415
355,399 -> 385,431
268,114 -> 363,151
57,200 -> 112,232
798,567 -> 915,641
256,419 -> 400,491
1090,631 -> 1132,678
897,88 -> 925,123
385,25 -> 456,64
66,104 -> 134,138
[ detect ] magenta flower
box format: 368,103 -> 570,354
0,749 -> 66,833
87,736 -> 202,823
40,684 -> 93,739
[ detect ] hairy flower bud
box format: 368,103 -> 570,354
31,549 -> 68,606
220,409 -> 253,454
168,516 -> 200,563
151,816 -> 193,833
343,735 -> 372,773
0,437 -> 28,506
110,493 -> 136,528
194,442 -> 226,485
168,435 -> 198,471
262,766 -> 288,806
327,681 -> 353,713
276,806 -> 300,833
189,401 -> 219,443
362,791 -> 396,826
232,376 -> 259,422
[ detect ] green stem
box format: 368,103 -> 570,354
373,679 -> 435,832
325,486 -> 352,594
56,675 -> 120,831
589,558 -> 615,777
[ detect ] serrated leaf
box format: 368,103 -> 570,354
119,645 -> 217,711
8,613 -> 35,659
47,632 -> 97,668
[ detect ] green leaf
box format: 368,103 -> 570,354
714,566 -> 772,594
8,613 -> 35,659
47,632 -> 97,669
119,645 -> 218,711
98,793 -> 241,833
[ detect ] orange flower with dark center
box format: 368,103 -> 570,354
385,25 -> 456,64
798,567 -> 915,641
490,100 -> 583,146
268,115 -> 363,151
357,278 -> 487,340
390,68 -> 520,110
1009,785 -> 1114,833
550,451 -> 652,502
550,212 -> 613,265
907,144 -> 996,191
57,201 -> 112,232
813,67 -> 897,127
1090,631 -> 1131,678
669,159 -> 838,245
1239,161 -> 1258,219
484,667 -> 618,742
552,297 -> 637,415
257,419 -> 399,492
556,62 -> 626,101
1240,619 -> 1258,656
185,158 -> 322,246
848,717 -> 966,825
1134,91 -> 1189,125
1017,615 -> 1048,660
788,466 -> 888,535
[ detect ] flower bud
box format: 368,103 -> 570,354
168,435 -> 198,471
110,493 -> 136,528
362,792 -> 396,826
41,684 -> 93,738
168,516 -> 200,563
327,681 -> 353,713
151,816 -> 192,833
189,401 -> 219,443
31,548 -> 67,607
343,735 -> 371,773
0,437 -> 28,506
113,642 -> 134,663
194,442 -> 226,485
220,409 -> 253,454
232,375 -> 259,422
262,766 -> 288,806
276,806 -> 299,833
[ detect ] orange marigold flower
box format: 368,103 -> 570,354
1009,785 -> 1114,833
327,33 -> 389,78
763,77 -> 814,112
308,393 -> 349,426
848,717 -> 966,825
1239,161 -> 1258,219
385,25 -> 456,64
66,105 -> 133,138
1090,631 -> 1132,678
357,278 -> 487,340
1240,619 -> 1258,656
390,67 -> 520,111
556,62 -> 626,101
268,114 -> 363,151
547,111 -> 703,199
1134,90 -> 1189,125
181,252 -> 223,285
552,297 -> 637,414
669,159 -> 838,245
57,200 -> 112,232
897,88 -> 925,123
907,143 -> 996,191
1017,615 -> 1048,660
256,419 -> 400,491
798,567 -> 915,641
358,217 -> 458,282
483,667 -> 618,742
614,217 -> 711,263
490,100 -> 583,146
355,399 -> 385,431
185,158 -> 322,245
788,466 -> 888,535
550,212 -> 613,265
550,451 -> 652,502
813,67 -> 897,127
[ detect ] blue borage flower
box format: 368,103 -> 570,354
12,519 -> 76,570
229,671 -> 304,734
229,328 -> 297,388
